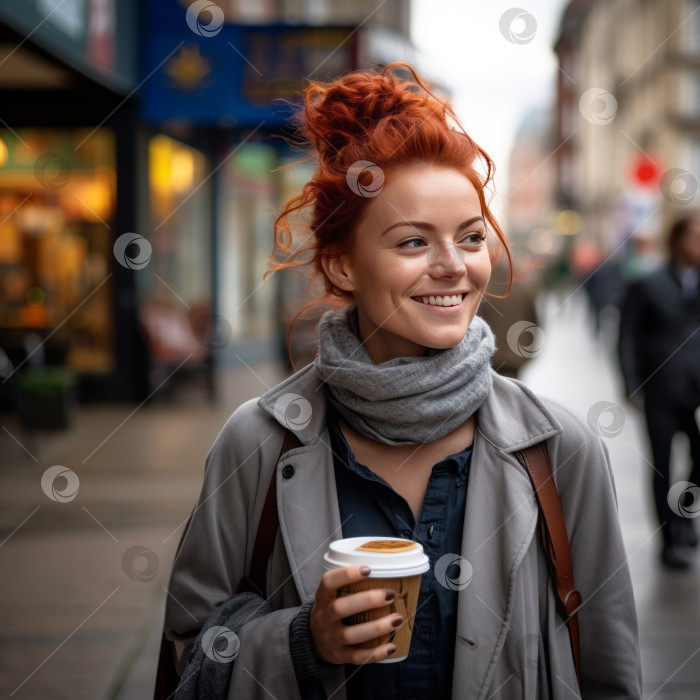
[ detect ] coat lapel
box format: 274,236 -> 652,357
276,440 -> 343,601
452,372 -> 563,697
453,435 -> 539,697
258,364 -> 343,602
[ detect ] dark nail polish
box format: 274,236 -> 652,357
360,566 -> 371,576
387,647 -> 397,655
391,617 -> 402,628
385,590 -> 395,601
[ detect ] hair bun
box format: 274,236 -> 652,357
298,64 -> 447,166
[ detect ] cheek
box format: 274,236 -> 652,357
472,255 -> 493,289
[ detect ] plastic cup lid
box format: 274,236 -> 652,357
323,536 -> 430,577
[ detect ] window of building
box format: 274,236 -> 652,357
143,135 -> 212,365
0,128 -> 115,373
685,0 -> 700,52
687,70 -> 700,114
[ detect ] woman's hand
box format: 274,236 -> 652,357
309,565 -> 402,665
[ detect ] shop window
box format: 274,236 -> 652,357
144,135 -> 212,365
687,70 -> 700,115
0,128 -> 115,374
219,141 -> 278,342
686,0 -> 700,53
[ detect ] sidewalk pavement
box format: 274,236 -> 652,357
520,291 -> 700,700
0,358 -> 289,700
1,290 -> 698,699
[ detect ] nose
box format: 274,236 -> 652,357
428,241 -> 467,277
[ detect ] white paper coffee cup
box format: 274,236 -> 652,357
323,536 -> 429,662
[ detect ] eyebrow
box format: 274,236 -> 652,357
381,216 -> 485,237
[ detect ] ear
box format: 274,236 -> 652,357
322,254 -> 357,292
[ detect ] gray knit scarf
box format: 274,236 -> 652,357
314,304 -> 495,445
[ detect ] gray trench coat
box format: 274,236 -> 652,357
164,365 -> 642,699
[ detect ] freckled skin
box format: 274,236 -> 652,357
324,164 -> 493,364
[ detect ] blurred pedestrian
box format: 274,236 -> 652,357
618,214 -> 700,569
160,63 -> 641,699
478,255 -> 541,379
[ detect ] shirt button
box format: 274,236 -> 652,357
282,464 -> 295,479
428,525 -> 435,539
400,530 -> 412,539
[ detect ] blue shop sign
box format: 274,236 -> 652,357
142,1 -> 357,127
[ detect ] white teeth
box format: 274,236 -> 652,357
419,294 -> 463,307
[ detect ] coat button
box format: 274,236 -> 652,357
428,525 -> 435,539
282,464 -> 295,479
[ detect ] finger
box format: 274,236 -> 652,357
332,587 -> 396,621
319,564 -> 371,595
338,613 -> 404,647
347,642 -> 399,666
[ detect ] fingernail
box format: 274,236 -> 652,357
360,566 -> 371,576
385,590 -> 395,601
391,617 -> 403,628
387,647 -> 397,655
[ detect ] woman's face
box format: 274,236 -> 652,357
331,163 -> 493,364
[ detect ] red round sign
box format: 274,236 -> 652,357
630,155 -> 660,186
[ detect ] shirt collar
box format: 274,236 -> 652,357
325,397 -> 472,481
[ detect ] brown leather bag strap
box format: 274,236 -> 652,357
236,430 -> 301,598
514,442 -> 582,685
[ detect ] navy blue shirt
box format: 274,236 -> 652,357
326,398 -> 473,700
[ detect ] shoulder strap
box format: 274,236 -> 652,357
236,430 -> 301,597
514,442 -> 582,685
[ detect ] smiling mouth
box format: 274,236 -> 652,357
411,293 -> 467,307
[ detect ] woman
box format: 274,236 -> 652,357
163,63 -> 642,699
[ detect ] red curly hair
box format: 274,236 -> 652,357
264,62 -> 512,367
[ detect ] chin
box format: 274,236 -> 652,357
417,330 -> 468,351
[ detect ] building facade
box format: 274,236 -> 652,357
553,0 -> 700,262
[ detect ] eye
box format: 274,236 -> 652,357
398,238 -> 427,249
460,232 -> 487,245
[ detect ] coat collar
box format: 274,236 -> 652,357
256,363 -> 563,451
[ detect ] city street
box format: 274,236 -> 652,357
1,289 -> 699,699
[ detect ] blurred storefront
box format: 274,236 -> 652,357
0,0 -> 146,411
0,128 -> 116,372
